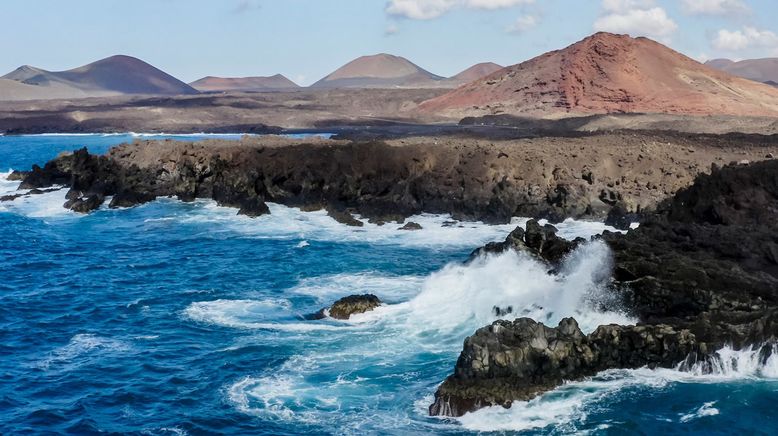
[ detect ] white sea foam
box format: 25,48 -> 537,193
176,201 -> 621,249
222,242 -> 636,430
184,299 -> 343,332
680,401 -> 719,423
0,170 -> 75,218
681,343 -> 778,379
37,334 -> 130,370
290,272 -> 425,302
376,241 -> 633,339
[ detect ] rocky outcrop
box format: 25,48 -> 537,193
429,318 -> 700,417
398,222 -> 422,231
431,159 -> 778,417
470,219 -> 584,265
328,294 -> 382,320
9,133 -> 778,223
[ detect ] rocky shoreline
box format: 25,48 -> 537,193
5,132 -> 777,224
4,132 -> 778,420
430,159 -> 778,416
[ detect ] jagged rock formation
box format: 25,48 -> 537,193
7,133 -> 778,222
431,159 -> 778,417
429,318 -> 700,417
469,219 -> 583,265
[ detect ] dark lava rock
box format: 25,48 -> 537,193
237,196 -> 270,218
398,222 -> 422,231
328,294 -> 382,320
64,194 -> 105,213
429,318 -> 700,417
1,193 -> 23,202
604,203 -> 636,231
470,219 -> 584,265
7,170 -> 28,181
326,207 -> 364,227
433,160 -> 778,417
109,191 -> 158,209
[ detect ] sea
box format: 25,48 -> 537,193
1,134 -> 777,435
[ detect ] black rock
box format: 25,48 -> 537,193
326,207 -> 364,227
109,191 -> 157,209
327,294 -> 382,320
64,194 -> 105,213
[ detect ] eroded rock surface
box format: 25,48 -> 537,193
328,294 -> 382,320
12,132 -> 778,222
432,159 -> 778,417
429,318 -> 699,417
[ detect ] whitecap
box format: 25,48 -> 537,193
679,401 -> 719,423
37,334 -> 130,370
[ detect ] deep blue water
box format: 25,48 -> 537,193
1,134 -> 778,435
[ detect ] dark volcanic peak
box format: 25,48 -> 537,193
1,55 -> 197,100
56,55 -> 198,95
190,74 -> 300,92
421,32 -> 778,118
706,57 -> 778,84
311,53 -> 446,89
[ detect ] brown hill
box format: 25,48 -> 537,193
449,62 -> 503,84
420,32 -> 778,118
1,55 -> 197,101
311,53 -> 446,89
706,58 -> 778,85
190,74 -> 299,92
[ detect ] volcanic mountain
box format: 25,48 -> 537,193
190,74 -> 299,92
705,58 -> 778,85
420,32 -> 778,118
448,62 -> 503,84
1,55 -> 197,101
311,53 -> 446,89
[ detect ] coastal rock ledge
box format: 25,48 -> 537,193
429,318 -> 699,417
431,159 -> 778,417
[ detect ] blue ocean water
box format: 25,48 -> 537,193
1,134 -> 778,435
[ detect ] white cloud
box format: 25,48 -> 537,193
386,0 -> 534,20
386,0 -> 459,20
385,23 -> 400,35
507,14 -> 538,33
602,0 -> 656,13
594,0 -> 677,40
713,27 -> 778,51
465,0 -> 534,9
681,0 -> 749,15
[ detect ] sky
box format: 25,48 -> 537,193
1,0 -> 777,86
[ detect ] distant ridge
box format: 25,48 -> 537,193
421,32 -> 778,118
449,62 -> 503,84
311,53 -> 446,89
705,58 -> 778,85
190,74 -> 300,92
0,55 -> 197,101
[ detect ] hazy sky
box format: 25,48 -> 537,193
2,0 -> 776,85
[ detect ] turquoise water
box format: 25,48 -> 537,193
2,134 -> 778,435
